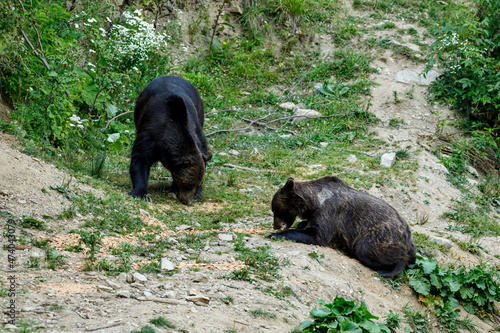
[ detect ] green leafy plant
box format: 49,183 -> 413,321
45,247 -> 66,270
79,230 -> 103,263
425,0 -> 500,158
227,234 -> 280,282
299,297 -> 390,332
407,254 -> 500,317
149,316 -> 175,329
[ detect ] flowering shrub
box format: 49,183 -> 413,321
426,0 -> 500,140
0,1 -> 176,157
109,9 -> 169,69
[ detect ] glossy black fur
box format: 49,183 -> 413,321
129,76 -> 212,205
269,176 -> 416,277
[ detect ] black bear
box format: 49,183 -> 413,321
269,176 -> 416,277
129,76 -> 212,205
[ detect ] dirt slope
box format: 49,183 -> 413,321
1,2 -> 500,333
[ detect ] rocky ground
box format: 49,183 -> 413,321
1,2 -> 500,333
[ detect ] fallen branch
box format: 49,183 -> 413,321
135,296 -> 187,305
101,110 -> 134,131
223,163 -> 280,173
86,320 -> 123,332
17,0 -> 70,98
206,112 -> 350,137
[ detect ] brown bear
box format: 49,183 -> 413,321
268,176 -> 416,277
129,76 -> 212,205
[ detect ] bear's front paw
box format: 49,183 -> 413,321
267,232 -> 280,239
129,191 -> 151,202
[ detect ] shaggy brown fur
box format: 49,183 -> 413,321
129,76 -> 211,205
269,176 -> 416,277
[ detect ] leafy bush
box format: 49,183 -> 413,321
407,254 -> 500,315
426,0 -> 500,159
299,297 -> 390,333
0,1 -> 175,156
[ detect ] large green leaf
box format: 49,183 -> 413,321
311,307 -> 332,319
409,277 -> 430,295
339,320 -> 361,333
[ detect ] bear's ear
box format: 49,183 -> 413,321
167,95 -> 188,126
283,177 -> 295,191
202,152 -> 213,162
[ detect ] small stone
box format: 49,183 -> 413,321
116,290 -> 131,298
186,296 -> 210,306
292,109 -> 322,123
467,165 -> 479,177
4,324 -> 17,330
319,142 -> 328,148
133,272 -> 147,282
228,149 -> 239,156
144,290 -> 153,297
176,224 -> 192,231
193,274 -> 209,283
218,233 -> 233,241
105,280 -> 121,290
162,291 -> 176,299
21,306 -> 35,312
279,102 -> 297,110
161,258 -> 175,271
139,208 -> 149,216
347,154 -> 357,163
125,274 -> 135,283
428,236 -> 453,249
380,153 -> 396,168
97,285 -> 113,292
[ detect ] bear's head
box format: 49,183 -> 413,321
271,177 -> 305,230
171,152 -> 211,206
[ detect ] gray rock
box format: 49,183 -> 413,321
279,102 -> 297,110
320,142 -> 328,148
116,290 -> 131,298
105,280 -> 121,290
428,236 -> 453,249
292,109 -> 322,123
395,69 -> 439,86
347,154 -> 357,163
161,258 -> 175,271
228,149 -> 240,156
176,224 -> 192,231
380,153 -> 396,168
467,165 -> 479,177
186,295 -> 210,306
97,285 -> 114,292
143,290 -> 153,297
133,272 -> 147,282
218,233 -> 234,241
193,274 -> 209,283
139,208 -> 149,216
